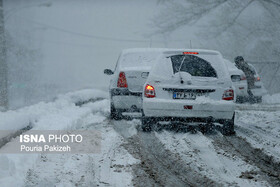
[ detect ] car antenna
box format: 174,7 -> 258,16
190,40 -> 192,49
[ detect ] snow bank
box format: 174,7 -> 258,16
0,89 -> 108,136
263,93 -> 280,104
55,89 -> 108,104
0,94 -> 139,186
0,89 -> 111,186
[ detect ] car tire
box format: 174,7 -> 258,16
222,114 -> 235,136
110,103 -> 124,120
141,117 -> 154,132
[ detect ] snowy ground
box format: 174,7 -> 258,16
0,89 -> 280,186
0,89 -> 140,186
236,110 -> 280,162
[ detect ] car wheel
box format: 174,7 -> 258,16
222,114 -> 235,136
141,117 -> 154,132
110,103 -> 124,120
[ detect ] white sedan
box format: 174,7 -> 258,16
224,59 -> 266,103
142,49 -> 236,135
104,48 -> 166,119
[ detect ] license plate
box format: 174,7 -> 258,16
173,92 -> 197,99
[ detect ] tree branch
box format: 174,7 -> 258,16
262,0 -> 280,7
214,0 -> 255,37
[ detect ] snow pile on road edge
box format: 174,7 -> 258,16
0,89 -> 108,133
0,89 -> 112,186
263,93 -> 280,104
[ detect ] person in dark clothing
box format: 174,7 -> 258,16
234,56 -> 255,96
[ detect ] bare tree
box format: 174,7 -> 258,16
154,0 -> 280,62
0,0 -> 8,110
153,0 -> 280,93
154,0 -> 280,36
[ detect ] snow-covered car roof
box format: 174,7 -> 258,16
162,49 -> 221,56
121,48 -> 220,55
118,48 -> 168,70
118,48 -> 225,73
121,48 -> 171,55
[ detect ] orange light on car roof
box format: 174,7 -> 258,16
183,52 -> 199,54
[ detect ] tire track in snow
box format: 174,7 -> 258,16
24,107 -> 139,186
114,121 -> 219,187
155,130 -> 271,186
236,125 -> 280,163
209,134 -> 280,186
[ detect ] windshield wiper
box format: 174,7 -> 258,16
178,56 -> 186,84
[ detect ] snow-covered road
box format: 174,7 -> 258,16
0,89 -> 280,186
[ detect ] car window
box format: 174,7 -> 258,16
170,55 -> 217,77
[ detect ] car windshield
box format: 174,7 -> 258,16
170,55 -> 217,77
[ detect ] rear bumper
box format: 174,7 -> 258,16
111,88 -> 142,110
234,84 -> 248,97
143,98 -> 235,120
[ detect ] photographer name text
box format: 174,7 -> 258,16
19,134 -> 83,152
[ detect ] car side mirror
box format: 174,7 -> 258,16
104,69 -> 114,75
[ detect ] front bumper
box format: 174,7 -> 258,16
143,98 -> 235,120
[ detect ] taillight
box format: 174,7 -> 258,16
255,76 -> 260,81
117,72 -> 128,88
144,84 -> 156,98
222,89 -> 234,100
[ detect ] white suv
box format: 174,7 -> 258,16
142,49 -> 236,135
104,48 -> 165,120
